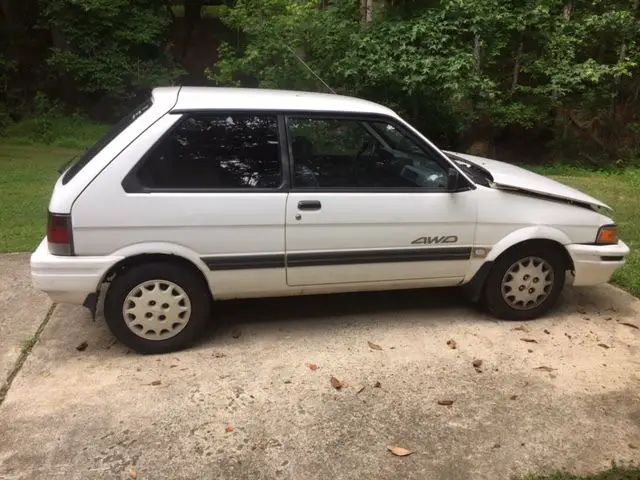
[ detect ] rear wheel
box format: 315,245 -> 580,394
483,246 -> 566,320
104,262 -> 211,354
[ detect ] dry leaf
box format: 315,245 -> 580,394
129,470 -> 137,480
330,376 -> 345,389
510,395 -> 518,400
472,359 -> 483,368
446,339 -> 457,349
629,443 -> 638,450
374,381 -> 382,388
565,332 -> 572,339
150,380 -> 161,386
307,363 -> 319,371
604,316 -> 613,321
367,341 -> 383,351
534,366 -> 556,372
214,352 -> 226,358
512,326 -> 529,332
437,399 -> 454,406
543,329 -> 550,334
620,322 -> 639,329
598,343 -> 610,349
356,385 -> 366,394
225,425 -> 234,433
527,349 -> 533,353
387,446 -> 413,456
76,341 -> 88,352
520,338 -> 538,343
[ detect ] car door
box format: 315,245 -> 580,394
284,114 -> 478,287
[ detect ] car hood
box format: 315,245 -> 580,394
446,151 -> 611,210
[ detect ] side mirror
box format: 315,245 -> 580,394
446,168 -> 460,191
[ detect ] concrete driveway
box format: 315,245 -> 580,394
1,254 -> 639,480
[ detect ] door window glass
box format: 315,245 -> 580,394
287,117 -> 447,189
136,114 -> 281,189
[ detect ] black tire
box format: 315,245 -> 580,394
483,245 -> 567,320
104,262 -> 211,354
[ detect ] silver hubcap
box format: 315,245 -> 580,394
123,280 -> 191,340
501,256 -> 554,310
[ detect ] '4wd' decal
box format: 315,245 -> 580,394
411,235 -> 458,245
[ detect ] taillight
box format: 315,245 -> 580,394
47,212 -> 73,255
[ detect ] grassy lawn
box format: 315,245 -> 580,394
0,144 -> 78,253
0,143 -> 638,297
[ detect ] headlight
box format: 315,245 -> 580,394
596,225 -> 618,245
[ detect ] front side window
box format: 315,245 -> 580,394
287,117 -> 447,189
136,114 -> 281,189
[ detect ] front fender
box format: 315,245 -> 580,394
486,225 -> 572,261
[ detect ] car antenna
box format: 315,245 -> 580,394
281,43 -> 337,95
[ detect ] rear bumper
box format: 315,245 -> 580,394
30,238 -> 123,304
566,240 -> 630,286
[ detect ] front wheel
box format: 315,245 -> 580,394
483,246 -> 567,320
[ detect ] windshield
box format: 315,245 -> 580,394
445,152 -> 493,187
62,99 -> 152,185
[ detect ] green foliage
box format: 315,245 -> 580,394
40,0 -> 181,106
210,0 -> 640,158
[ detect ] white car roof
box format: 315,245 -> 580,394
154,86 -> 398,117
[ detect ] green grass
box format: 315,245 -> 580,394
2,116 -> 109,149
0,144 -> 80,253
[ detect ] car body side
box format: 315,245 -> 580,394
31,87 -> 628,307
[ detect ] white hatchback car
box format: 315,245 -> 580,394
31,87 -> 629,353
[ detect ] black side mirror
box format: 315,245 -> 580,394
446,168 -> 460,191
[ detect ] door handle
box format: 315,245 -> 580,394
298,200 -> 321,211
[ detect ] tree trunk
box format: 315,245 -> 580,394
563,0 -> 572,21
361,0 -> 372,25
473,34 -> 481,71
511,34 -> 524,92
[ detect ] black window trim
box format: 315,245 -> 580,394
282,111 -> 474,194
122,111 -> 290,194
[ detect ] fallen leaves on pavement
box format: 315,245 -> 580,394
225,425 -> 234,433
543,329 -> 550,334
387,446 -> 413,456
446,339 -> 457,349
129,470 -> 137,480
520,338 -> 538,343
76,341 -> 88,352
472,359 -> 483,373
330,376 -> 347,389
213,352 -> 226,358
368,341 -> 383,351
307,363 -> 319,371
356,385 -> 366,394
598,343 -> 610,349
620,322 -> 639,329
374,381 -> 382,388
437,399 -> 454,406
534,366 -> 556,372
512,326 -> 529,332
150,380 -> 161,386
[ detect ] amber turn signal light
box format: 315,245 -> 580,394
596,225 -> 618,245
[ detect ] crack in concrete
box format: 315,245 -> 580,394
0,303 -> 57,407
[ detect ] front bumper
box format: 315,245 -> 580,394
566,240 -> 630,286
30,238 -> 123,304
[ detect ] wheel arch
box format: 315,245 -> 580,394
465,227 -> 574,302
99,243 -> 213,296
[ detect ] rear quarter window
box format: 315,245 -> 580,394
62,100 -> 153,185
